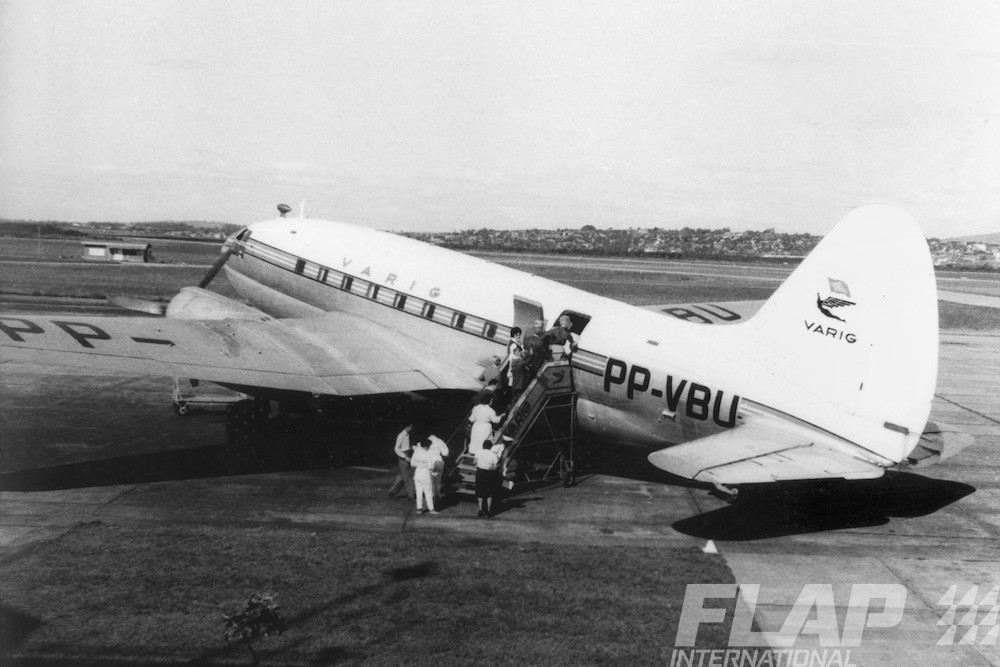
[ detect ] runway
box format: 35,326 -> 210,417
1,281 -> 998,664
719,330 -> 1000,666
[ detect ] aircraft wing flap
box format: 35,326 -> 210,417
0,310 -> 474,395
647,410 -> 888,484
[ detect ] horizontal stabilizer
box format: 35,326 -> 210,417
903,421 -> 976,469
647,406 -> 889,484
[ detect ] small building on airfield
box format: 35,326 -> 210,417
80,241 -> 152,263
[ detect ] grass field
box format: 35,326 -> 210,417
0,522 -> 735,665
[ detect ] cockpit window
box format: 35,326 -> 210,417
232,228 -> 251,257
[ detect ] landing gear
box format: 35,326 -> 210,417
713,482 -> 739,503
560,457 -> 576,487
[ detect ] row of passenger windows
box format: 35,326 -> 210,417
278,245 -> 509,342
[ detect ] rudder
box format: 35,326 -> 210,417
740,205 -> 938,465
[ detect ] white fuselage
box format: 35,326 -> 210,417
222,217 -> 752,452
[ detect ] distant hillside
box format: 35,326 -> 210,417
946,231 -> 1000,244
0,219 -> 241,240
0,218 -> 231,228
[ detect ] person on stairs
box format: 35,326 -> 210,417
474,439 -> 502,518
467,394 -> 504,456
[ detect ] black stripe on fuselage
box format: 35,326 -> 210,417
236,238 -> 512,348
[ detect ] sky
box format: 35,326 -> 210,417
0,1 -> 998,236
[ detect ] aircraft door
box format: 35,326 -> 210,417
513,296 -> 545,333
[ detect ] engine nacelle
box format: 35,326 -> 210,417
166,287 -> 272,321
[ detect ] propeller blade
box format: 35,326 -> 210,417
198,247 -> 234,289
109,296 -> 167,315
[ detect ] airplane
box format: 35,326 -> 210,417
0,204 -> 957,495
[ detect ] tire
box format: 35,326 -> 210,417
560,459 -> 575,487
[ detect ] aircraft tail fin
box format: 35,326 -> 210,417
739,205 -> 938,465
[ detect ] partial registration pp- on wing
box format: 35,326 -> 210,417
0,309 -> 482,396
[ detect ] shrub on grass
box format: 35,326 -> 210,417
223,593 -> 287,665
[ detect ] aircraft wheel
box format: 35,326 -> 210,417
175,403 -> 189,416
560,460 -> 575,487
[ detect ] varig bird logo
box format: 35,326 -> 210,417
816,277 -> 855,322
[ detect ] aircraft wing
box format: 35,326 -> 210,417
0,310 -> 482,396
643,300 -> 765,324
647,405 -> 891,484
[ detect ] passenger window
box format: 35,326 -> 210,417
294,259 -> 306,274
317,267 -> 329,282
422,303 -> 436,319
483,322 -> 498,339
451,312 -> 466,329
367,284 -> 380,300
393,294 -> 407,310
341,275 -> 353,291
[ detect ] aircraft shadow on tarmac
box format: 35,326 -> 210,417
0,605 -> 43,657
571,443 -> 977,540
0,439 -> 388,492
671,471 -> 976,541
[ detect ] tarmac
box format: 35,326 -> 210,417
1,297 -> 998,665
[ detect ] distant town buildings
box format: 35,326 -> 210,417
405,227 -> 1000,269
405,226 -> 818,259
926,238 -> 1000,269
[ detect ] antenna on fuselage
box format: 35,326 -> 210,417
277,203 -> 292,218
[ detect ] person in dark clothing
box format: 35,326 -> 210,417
474,439 -> 502,518
387,423 -> 415,500
521,318 -> 550,383
546,315 -> 577,361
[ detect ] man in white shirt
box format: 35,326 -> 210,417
387,424 -> 415,500
410,439 -> 438,514
426,434 -> 449,502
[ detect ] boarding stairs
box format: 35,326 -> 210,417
454,361 -> 577,495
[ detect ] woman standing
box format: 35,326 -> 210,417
504,327 -> 524,392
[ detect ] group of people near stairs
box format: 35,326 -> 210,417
387,316 -> 578,517
386,399 -> 507,518
387,423 -> 449,514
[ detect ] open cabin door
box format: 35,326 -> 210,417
513,296 -> 545,333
